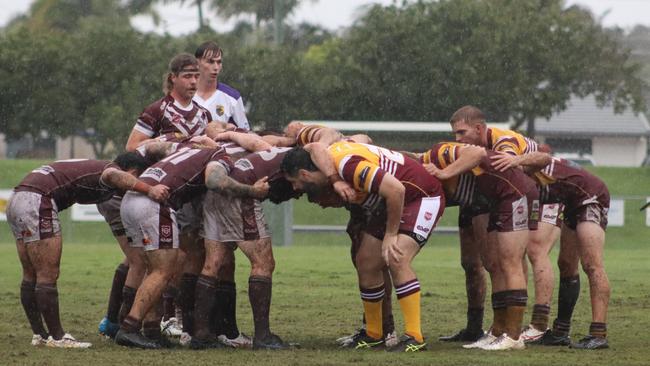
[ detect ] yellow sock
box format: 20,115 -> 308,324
362,299 -> 383,340
396,280 -> 422,343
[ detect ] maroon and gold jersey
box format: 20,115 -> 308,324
486,127 -> 538,155
139,147 -> 231,210
329,142 -> 443,209
533,157 -> 609,209
296,124 -> 327,146
134,95 -> 212,138
15,159 -> 118,210
230,147 -> 292,185
423,142 -> 537,204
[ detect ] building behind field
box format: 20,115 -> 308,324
530,94 -> 650,167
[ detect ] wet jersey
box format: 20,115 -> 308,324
487,127 -> 538,155
15,159 -> 118,210
139,147 -> 231,210
531,157 -> 608,208
328,141 -> 443,209
135,94 -> 212,138
296,124 -> 328,146
424,142 -> 537,205
231,147 -> 292,185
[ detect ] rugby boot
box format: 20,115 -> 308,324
253,333 -> 290,350
336,328 -> 366,347
521,324 -> 547,343
115,329 -> 160,349
439,328 -> 485,342
46,333 -> 92,349
480,334 -> 525,351
462,331 -> 496,349
31,334 -> 47,346
218,332 -> 253,348
340,333 -> 383,350
386,334 -> 427,352
530,329 -> 571,346
98,317 -> 120,338
570,335 -> 609,350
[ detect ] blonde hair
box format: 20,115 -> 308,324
449,105 -> 486,126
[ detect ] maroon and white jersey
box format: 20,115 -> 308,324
134,95 -> 213,138
138,147 -> 231,210
535,157 -> 609,209
230,147 -> 292,185
15,159 -> 117,210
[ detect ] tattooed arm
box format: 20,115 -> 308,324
140,141 -> 178,161
214,131 -> 273,152
204,162 -> 269,199
100,167 -> 169,202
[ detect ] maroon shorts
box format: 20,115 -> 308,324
488,189 -> 540,233
96,196 -> 126,237
564,202 -> 609,230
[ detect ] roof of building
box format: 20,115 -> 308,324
532,95 -> 650,137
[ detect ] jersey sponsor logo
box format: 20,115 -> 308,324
512,196 -> 529,230
235,158 -> 254,171
416,225 -> 430,233
141,167 -> 167,182
216,105 -> 225,116
32,165 -> 55,175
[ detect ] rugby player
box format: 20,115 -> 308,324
423,142 -> 539,350
7,153 -> 168,348
442,105 -> 563,345
282,142 -> 445,352
494,152 -> 611,349
114,146 -> 268,349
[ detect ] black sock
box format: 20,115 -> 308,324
162,286 -> 178,321
249,276 -> 272,340
106,264 -> 129,323
119,286 -> 137,324
215,280 -> 240,339
466,307 -> 484,333
553,275 -> 580,336
179,273 -> 198,336
193,275 -> 218,341
20,281 -> 48,338
35,283 -> 64,340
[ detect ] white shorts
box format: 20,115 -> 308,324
120,192 -> 179,251
202,190 -> 270,243
540,203 -> 564,227
6,191 -> 61,243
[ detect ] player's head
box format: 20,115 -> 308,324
306,185 -> 345,208
195,41 -> 223,82
284,121 -> 305,139
449,105 -> 487,146
267,177 -> 302,204
164,53 -> 200,99
280,147 -> 328,195
113,152 -> 152,176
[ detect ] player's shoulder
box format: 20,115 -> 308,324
216,82 -> 242,100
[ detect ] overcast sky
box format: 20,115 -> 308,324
2,0 -> 650,35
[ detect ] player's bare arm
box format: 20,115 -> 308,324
377,174 -> 406,264
433,144 -> 485,180
491,151 -> 552,172
100,167 -> 169,202
262,134 -> 297,147
214,131 -> 273,152
125,129 -> 154,152
303,142 -> 356,202
204,162 -> 269,199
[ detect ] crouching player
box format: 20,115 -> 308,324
282,142 -> 445,352
7,153 -> 168,348
115,147 -> 268,349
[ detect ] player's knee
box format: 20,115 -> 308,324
461,257 -> 482,275
557,256 -> 579,276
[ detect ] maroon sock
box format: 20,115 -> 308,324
214,280 -> 240,339
20,281 -> 48,338
106,264 -> 129,323
249,276 -> 272,340
121,315 -> 142,333
35,283 -> 64,340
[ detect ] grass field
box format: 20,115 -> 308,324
0,160 -> 649,365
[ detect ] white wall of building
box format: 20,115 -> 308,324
592,136 -> 647,167
55,136 -> 98,159
0,134 -> 6,159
